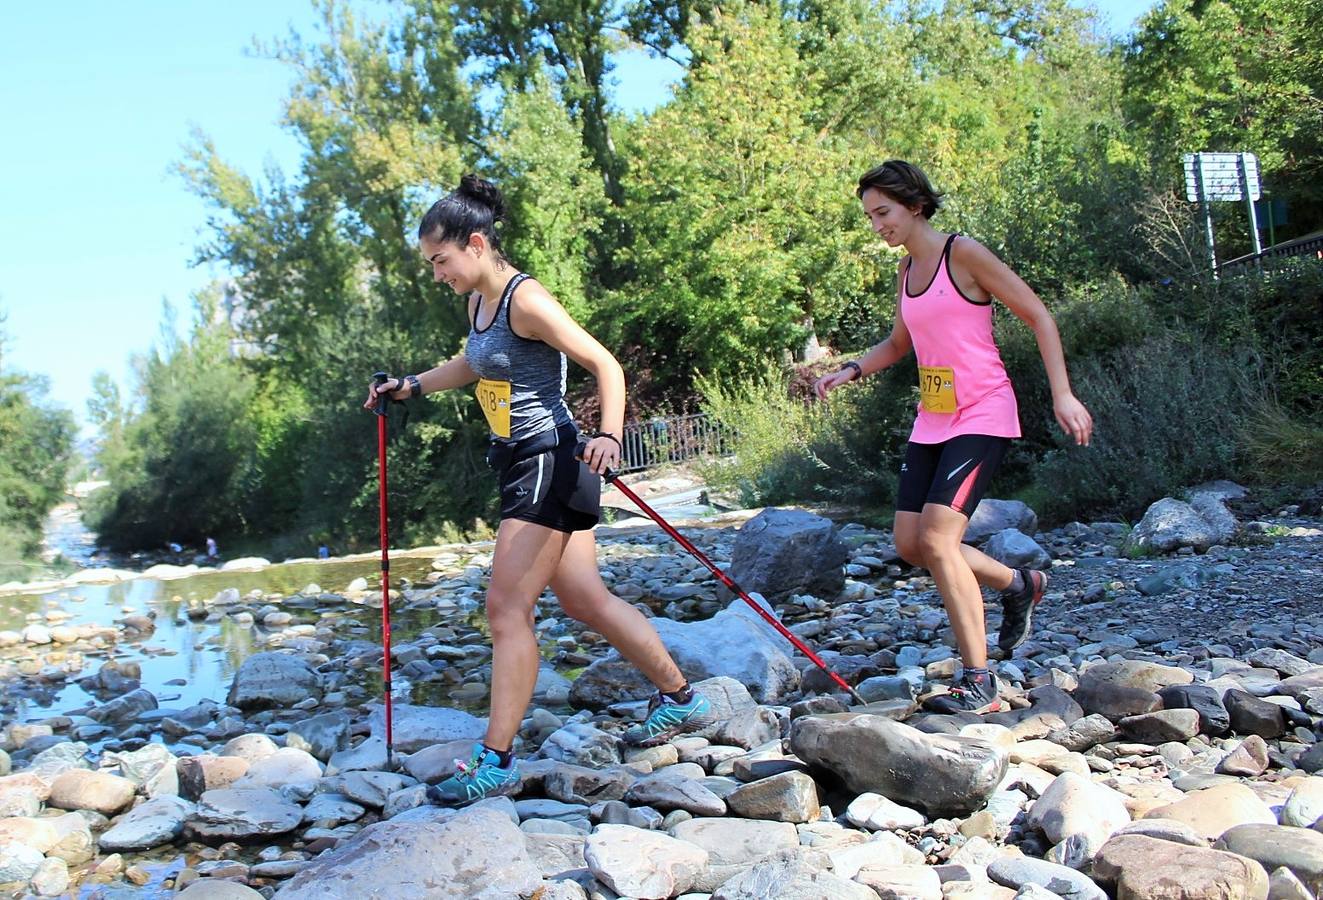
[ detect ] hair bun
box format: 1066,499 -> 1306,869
457,174 -> 507,223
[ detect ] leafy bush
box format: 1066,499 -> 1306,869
1030,330 -> 1252,520
697,362 -> 912,510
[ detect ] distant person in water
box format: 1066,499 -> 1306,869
317,544 -> 330,560
206,537 -> 219,559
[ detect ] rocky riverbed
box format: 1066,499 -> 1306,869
1,481 -> 1321,899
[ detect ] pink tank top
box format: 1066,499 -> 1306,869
900,235 -> 1020,443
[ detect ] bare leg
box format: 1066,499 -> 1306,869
551,529 -> 686,693
482,519 -> 570,751
893,510 -> 1015,591
915,504 -> 989,668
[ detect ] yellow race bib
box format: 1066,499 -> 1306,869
475,378 -> 512,438
918,365 -> 957,413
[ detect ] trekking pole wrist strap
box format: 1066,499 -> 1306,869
405,374 -> 422,398
589,431 -> 622,451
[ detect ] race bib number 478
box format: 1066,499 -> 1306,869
476,378 -> 512,438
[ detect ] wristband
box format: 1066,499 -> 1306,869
841,361 -> 863,382
405,374 -> 422,399
589,431 -> 622,451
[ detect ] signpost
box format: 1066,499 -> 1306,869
1183,151 -> 1263,273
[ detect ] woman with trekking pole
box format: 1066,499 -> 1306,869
363,175 -> 715,806
814,160 -> 1093,714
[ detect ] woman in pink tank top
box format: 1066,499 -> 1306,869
814,160 -> 1092,714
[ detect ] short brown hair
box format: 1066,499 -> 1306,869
856,160 -> 943,219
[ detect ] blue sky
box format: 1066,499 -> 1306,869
0,0 -> 1154,434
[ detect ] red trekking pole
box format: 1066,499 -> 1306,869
589,447 -> 866,705
371,373 -> 395,768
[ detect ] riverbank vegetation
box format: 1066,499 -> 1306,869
0,312 -> 76,580
77,0 -> 1321,552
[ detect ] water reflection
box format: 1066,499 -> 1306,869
2,554 -> 456,723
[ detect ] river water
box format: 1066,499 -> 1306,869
3,507 -> 449,725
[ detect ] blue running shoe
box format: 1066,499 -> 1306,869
426,744 -> 519,807
623,691 -> 714,747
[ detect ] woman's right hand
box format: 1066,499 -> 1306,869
813,368 -> 857,401
363,376 -> 406,410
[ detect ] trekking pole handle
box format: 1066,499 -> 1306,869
372,372 -> 391,418
575,439 -> 621,484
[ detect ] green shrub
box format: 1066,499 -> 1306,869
1030,329 -> 1253,521
697,363 -> 912,509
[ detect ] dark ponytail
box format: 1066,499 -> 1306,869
418,174 -> 508,252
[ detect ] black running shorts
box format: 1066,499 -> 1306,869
895,434 -> 1011,515
486,423 -> 601,533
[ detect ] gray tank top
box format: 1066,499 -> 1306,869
464,273 -> 573,443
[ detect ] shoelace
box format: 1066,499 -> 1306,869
454,756 -> 481,778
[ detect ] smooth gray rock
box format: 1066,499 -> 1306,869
1158,683 -> 1231,736
790,713 -> 1007,817
273,804 -> 542,899
1214,823 -> 1323,894
367,703 -> 485,753
1127,497 -> 1231,554
99,795 -> 194,851
184,788 -> 304,841
988,855 -> 1107,900
710,851 -> 876,899
985,528 -> 1052,569
226,652 -> 322,711
284,711 -> 350,762
573,603 -> 800,705
727,508 -> 847,601
965,499 -> 1039,544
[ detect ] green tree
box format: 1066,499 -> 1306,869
1123,0 -> 1323,242
0,311 -> 76,577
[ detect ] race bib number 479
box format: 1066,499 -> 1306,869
918,365 -> 957,413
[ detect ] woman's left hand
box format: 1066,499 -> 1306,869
1054,394 -> 1094,446
582,435 -> 621,475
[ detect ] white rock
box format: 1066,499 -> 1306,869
585,824 -> 708,898
1028,772 -> 1130,846
845,792 -> 927,830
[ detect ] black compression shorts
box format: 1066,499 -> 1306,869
895,434 -> 1011,515
486,423 -> 601,533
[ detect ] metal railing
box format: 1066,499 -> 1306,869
618,413 -> 737,473
1218,231 -> 1323,275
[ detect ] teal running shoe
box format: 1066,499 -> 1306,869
426,744 -> 519,807
623,691 -> 714,747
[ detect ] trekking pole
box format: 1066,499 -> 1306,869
585,446 -> 866,705
371,373 -> 395,768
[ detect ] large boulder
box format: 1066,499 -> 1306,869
184,788 -> 304,842
790,713 -> 1007,817
272,803 -> 542,899
727,508 -> 847,601
571,599 -> 799,706
226,653 -> 323,711
368,704 -> 486,754
965,499 -> 1038,543
1214,823 -> 1323,895
1126,496 -> 1237,554
99,795 -> 194,851
585,823 -> 709,898
984,529 -> 1052,569
1093,833 -> 1268,899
